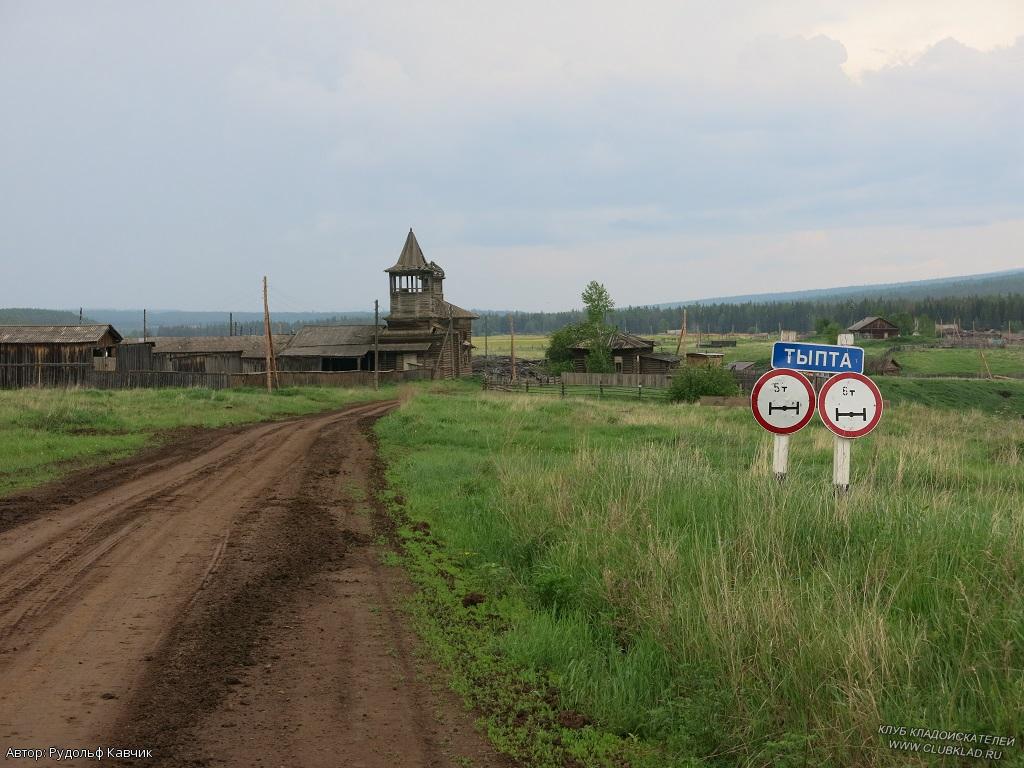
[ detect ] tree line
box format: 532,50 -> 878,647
474,293 -> 1024,337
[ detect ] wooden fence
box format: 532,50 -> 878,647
484,378 -> 671,401
561,372 -> 673,388
0,366 -> 430,391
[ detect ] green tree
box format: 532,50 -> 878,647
585,345 -> 614,373
581,281 -> 614,326
545,323 -> 589,374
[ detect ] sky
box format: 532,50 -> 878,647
1,1 -> 1022,313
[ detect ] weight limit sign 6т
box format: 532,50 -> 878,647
750,368 -> 816,480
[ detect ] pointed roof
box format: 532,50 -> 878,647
386,229 -> 429,273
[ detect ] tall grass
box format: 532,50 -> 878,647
377,392 -> 1024,766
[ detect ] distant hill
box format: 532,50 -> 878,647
0,308 -> 94,325
661,268 -> 1024,307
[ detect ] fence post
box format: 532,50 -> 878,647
561,380 -> 565,398
599,383 -> 603,399
638,384 -> 643,400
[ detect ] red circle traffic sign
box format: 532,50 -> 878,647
751,368 -> 816,435
817,372 -> 883,438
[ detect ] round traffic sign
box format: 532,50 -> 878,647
751,368 -> 816,435
817,372 -> 883,438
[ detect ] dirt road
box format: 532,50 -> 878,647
0,402 -> 508,767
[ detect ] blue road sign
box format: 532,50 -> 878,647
771,341 -> 864,375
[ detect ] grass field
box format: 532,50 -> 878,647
476,332 -> 1024,381
377,386 -> 1024,767
0,386 -> 395,497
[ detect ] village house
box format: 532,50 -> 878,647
847,316 -> 900,340
569,331 -> 681,374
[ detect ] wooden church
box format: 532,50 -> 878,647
278,230 -> 477,378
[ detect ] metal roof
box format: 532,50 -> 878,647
640,352 -> 680,362
0,324 -> 122,344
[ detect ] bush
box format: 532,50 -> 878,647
668,365 -> 740,403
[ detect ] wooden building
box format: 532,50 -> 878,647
278,325 -> 380,371
274,230 -> 477,377
0,324 -> 122,387
847,316 -> 900,340
380,229 -> 477,378
146,335 -> 290,374
569,331 -> 681,374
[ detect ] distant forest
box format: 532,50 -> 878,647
475,293 -> 1024,336
4,290 -> 1024,339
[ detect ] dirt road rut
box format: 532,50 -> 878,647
0,402 -> 508,767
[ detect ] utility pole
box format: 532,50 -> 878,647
229,312 -> 233,337
262,276 -> 274,393
143,309 -> 147,342
675,308 -> 687,356
79,307 -> 83,324
509,314 -> 517,383
373,300 -> 380,391
484,315 -> 489,358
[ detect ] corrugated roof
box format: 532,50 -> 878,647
640,352 -> 680,362
149,335 -> 289,359
0,324 -> 122,344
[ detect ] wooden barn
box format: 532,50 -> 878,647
278,325 -> 380,371
146,335 -> 290,374
569,332 -> 681,374
0,325 -> 122,387
847,316 -> 900,340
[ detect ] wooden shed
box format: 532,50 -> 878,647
0,325 -> 122,387
148,336 -> 289,374
847,316 -> 900,340
569,332 -> 680,374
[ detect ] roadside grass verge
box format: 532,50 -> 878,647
376,390 -> 1024,767
0,385 -> 396,496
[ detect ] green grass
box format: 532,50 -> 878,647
376,389 -> 1024,767
475,334 -> 550,359
877,377 -> 1024,417
0,386 -> 397,496
892,347 -> 1024,377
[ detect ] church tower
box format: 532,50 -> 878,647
382,229 -> 477,377
386,229 -> 445,321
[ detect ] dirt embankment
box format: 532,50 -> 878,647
0,402 -> 510,768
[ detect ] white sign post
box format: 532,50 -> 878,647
817,371 -> 883,491
750,368 -> 816,481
